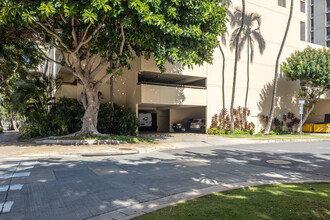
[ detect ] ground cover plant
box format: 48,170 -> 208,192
134,183 -> 330,220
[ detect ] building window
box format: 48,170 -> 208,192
327,41 -> 330,47
311,32 -> 314,43
278,0 -> 286,8
311,5 -> 314,17
300,22 -> 306,41
300,1 -> 306,13
311,19 -> 314,31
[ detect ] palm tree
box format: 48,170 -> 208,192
230,11 -> 266,108
230,0 -> 245,135
219,0 -> 232,109
263,0 -> 294,135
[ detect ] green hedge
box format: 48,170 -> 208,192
20,97 -> 139,139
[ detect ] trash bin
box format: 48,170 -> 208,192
314,123 -> 330,133
302,123 -> 314,132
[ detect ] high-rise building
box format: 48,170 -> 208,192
306,0 -> 330,47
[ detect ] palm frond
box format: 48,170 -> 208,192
252,29 -> 266,54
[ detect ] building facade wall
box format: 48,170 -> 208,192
56,0 -> 329,132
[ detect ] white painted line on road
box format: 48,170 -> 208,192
0,201 -> 14,213
17,165 -> 34,170
0,165 -> 34,172
0,184 -> 23,192
0,172 -> 30,179
13,172 -> 30,178
21,161 -> 38,166
0,185 -> 8,192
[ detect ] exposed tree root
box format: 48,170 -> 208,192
45,130 -> 110,140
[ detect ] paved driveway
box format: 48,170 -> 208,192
0,140 -> 329,219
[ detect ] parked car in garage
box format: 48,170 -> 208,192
172,119 -> 193,132
190,119 -> 206,133
172,118 -> 205,133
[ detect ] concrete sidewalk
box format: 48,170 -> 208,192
1,131 -> 330,158
0,131 -> 172,158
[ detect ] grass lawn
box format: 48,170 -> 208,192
216,133 -> 330,140
134,183 -> 330,220
59,135 -> 156,143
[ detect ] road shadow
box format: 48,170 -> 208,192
0,142 -> 329,219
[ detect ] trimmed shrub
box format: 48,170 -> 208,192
19,97 -> 139,139
98,103 -> 139,136
0,127 -> 3,133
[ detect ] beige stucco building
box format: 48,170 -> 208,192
50,0 -> 330,133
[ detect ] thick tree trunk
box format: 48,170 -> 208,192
219,44 -> 226,109
264,0 -> 294,135
78,87 -> 101,136
245,39 -> 250,108
230,0 -> 245,135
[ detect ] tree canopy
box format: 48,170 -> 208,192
282,46 -> 330,126
0,0 -> 227,135
0,26 -> 42,92
282,46 -> 330,90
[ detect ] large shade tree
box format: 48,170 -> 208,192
0,0 -> 227,136
282,46 -> 330,128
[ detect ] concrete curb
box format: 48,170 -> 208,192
254,138 -> 330,143
34,139 -> 123,145
88,179 -> 330,220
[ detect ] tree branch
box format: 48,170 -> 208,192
30,38 -> 62,65
85,53 -> 99,74
119,24 -> 126,56
95,67 -> 121,89
60,14 -> 68,24
71,18 -> 78,48
36,20 -> 72,52
90,58 -> 108,80
72,16 -> 106,54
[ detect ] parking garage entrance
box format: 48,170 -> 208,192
138,104 -> 206,133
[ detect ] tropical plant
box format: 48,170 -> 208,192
264,0 -> 294,135
260,112 -> 300,133
0,0 -> 227,136
229,10 -> 266,108
208,106 -> 255,135
282,46 -> 330,128
0,25 -> 43,130
230,0 -> 245,135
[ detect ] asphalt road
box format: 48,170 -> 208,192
0,139 -> 329,220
